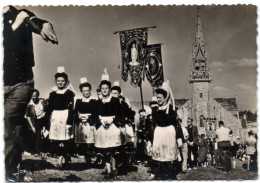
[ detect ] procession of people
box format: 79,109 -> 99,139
20,66 -> 258,181
3,5 -> 258,182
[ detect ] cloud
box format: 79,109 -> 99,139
213,86 -> 229,92
210,61 -> 224,72
227,58 -> 257,67
211,61 -> 224,68
236,84 -> 252,90
210,58 -> 256,72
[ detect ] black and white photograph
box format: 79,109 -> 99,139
1,2 -> 258,182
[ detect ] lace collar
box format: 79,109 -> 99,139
158,102 -> 170,114
51,83 -> 75,94
101,95 -> 112,103
81,95 -> 94,102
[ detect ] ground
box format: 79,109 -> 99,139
20,154 -> 258,182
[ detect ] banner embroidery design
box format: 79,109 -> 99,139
145,44 -> 164,87
119,28 -> 148,87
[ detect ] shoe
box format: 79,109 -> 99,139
187,168 -> 192,170
57,156 -> 66,169
193,167 -> 197,170
104,173 -> 114,180
6,174 -> 18,182
91,156 -> 97,163
96,153 -> 103,165
113,170 -> 118,179
10,163 -> 22,181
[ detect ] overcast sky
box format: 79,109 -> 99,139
17,5 -> 257,111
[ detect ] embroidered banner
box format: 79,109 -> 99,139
145,44 -> 164,87
119,28 -> 148,87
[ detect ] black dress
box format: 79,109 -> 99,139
47,89 -> 75,155
151,104 -> 183,162
94,96 -> 122,152
74,98 -> 96,155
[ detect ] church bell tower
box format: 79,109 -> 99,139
189,7 -> 212,133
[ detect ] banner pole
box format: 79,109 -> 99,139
139,80 -> 144,110
113,25 -> 157,34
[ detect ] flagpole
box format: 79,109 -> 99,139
113,25 -> 157,34
139,80 -> 144,110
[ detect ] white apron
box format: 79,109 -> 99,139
49,110 -> 73,140
94,116 -> 121,148
152,125 -> 178,162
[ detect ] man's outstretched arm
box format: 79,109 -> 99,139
3,5 -> 58,44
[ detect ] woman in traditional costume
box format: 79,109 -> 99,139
47,66 -> 75,168
150,80 -> 183,179
74,77 -> 96,167
94,69 -> 123,179
111,81 -> 136,166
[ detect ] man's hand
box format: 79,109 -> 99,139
41,22 -> 58,44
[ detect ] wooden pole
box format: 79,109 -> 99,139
113,25 -> 157,35
139,80 -> 144,110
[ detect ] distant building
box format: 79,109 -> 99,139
176,7 -> 245,139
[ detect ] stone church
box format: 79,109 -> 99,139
175,8 -> 243,138
131,8 -> 245,139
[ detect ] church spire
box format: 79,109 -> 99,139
189,6 -> 212,83
193,6 -> 207,61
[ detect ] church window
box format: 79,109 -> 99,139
200,93 -> 203,98
195,62 -> 200,70
200,115 -> 204,127
201,61 -> 206,71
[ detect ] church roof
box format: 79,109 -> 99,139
214,98 -> 238,111
130,101 -> 150,107
130,99 -> 190,111
175,99 -> 190,108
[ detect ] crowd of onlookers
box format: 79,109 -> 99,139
134,110 -> 258,176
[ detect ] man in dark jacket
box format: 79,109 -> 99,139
25,89 -> 47,156
3,6 -> 58,181
186,117 -> 199,170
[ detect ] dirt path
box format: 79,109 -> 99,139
21,154 -> 258,181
